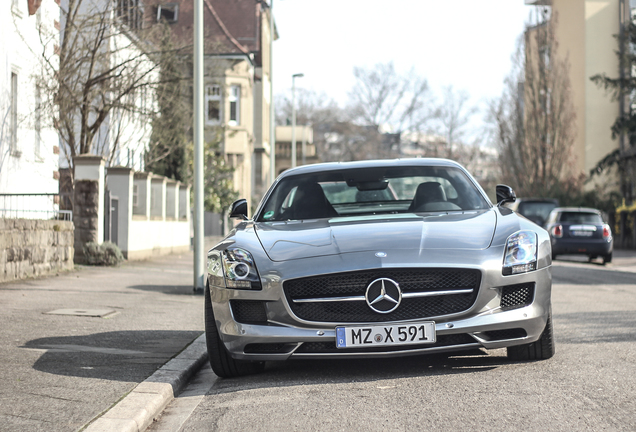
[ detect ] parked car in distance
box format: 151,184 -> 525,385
505,198 -> 559,227
545,207 -> 613,264
204,158 -> 555,377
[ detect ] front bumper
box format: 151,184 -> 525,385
208,254 -> 552,361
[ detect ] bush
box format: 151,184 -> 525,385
83,241 -> 124,266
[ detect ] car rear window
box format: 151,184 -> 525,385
558,212 -> 603,224
517,202 -> 558,222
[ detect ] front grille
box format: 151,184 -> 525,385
480,328 -> 527,341
500,283 -> 535,310
295,334 -> 477,354
230,300 -> 268,323
244,343 -> 294,354
284,268 -> 481,323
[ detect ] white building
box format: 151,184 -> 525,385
57,0 -> 157,173
0,0 -> 59,195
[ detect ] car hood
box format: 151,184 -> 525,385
254,210 -> 497,262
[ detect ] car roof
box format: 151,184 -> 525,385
515,198 -> 559,204
551,207 -> 601,214
276,158 -> 465,179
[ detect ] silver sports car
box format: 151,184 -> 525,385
205,158 -> 554,377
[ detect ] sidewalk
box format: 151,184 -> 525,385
0,251 -> 206,431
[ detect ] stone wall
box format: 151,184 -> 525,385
73,179 -> 99,263
0,219 -> 74,283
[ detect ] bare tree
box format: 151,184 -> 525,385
275,89 -> 342,127
434,86 -> 478,156
491,11 -> 578,197
348,62 -> 435,133
275,89 -> 375,162
25,0 -> 168,174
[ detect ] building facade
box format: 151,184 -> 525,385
0,0 -> 59,195
525,0 -> 630,194
57,0 -> 157,174
148,0 -> 277,209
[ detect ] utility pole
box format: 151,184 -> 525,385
193,0 -> 205,293
269,0 -> 276,184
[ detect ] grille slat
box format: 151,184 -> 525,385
284,269 -> 481,323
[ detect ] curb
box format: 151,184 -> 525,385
84,334 -> 209,432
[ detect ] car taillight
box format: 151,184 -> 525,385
552,225 -> 562,238
602,224 -> 611,239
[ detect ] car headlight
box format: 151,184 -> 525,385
221,248 -> 262,290
503,230 -> 538,276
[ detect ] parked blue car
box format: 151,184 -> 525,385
545,207 -> 613,264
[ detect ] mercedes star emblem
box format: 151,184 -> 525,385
365,278 -> 402,314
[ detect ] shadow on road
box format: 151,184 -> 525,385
552,265 -> 636,285
207,349 -> 522,395
22,330 -> 202,382
554,310 -> 636,344
127,284 -> 203,296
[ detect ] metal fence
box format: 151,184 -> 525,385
0,193 -> 73,221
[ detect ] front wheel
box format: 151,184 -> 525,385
507,311 -> 555,361
205,285 -> 265,378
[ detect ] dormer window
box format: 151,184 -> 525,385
157,3 -> 179,23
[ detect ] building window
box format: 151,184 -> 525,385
229,85 -> 240,126
133,184 -> 139,207
10,72 -> 18,155
157,3 -> 179,23
116,0 -> 143,30
35,85 -> 42,158
206,85 -> 221,124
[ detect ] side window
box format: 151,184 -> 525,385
228,85 -> 240,125
205,85 -> 221,124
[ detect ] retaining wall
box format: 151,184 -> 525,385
0,219 -> 74,283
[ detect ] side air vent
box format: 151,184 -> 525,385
500,283 -> 535,310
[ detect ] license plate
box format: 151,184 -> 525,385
336,322 -> 436,348
572,231 -> 593,237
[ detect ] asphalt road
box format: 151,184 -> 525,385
149,259 -> 636,432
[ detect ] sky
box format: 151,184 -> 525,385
273,0 -> 532,129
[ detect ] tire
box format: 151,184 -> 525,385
205,285 -> 265,378
603,252 -> 612,264
507,311 -> 555,361
551,253 -> 557,261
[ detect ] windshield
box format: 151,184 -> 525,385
256,166 -> 489,222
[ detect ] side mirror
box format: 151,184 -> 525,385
229,199 -> 248,220
496,184 -> 516,206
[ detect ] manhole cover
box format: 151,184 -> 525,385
44,309 -> 116,317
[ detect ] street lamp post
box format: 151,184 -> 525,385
291,73 -> 304,168
193,0 -> 204,292
301,125 -> 307,165
269,0 -> 276,184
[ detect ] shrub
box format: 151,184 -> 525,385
83,241 -> 124,266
